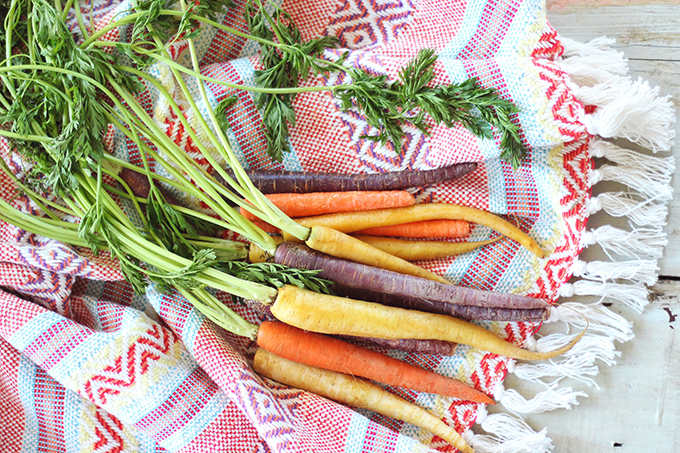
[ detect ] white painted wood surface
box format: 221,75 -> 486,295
510,2 -> 680,452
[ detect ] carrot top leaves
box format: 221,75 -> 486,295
219,261 -> 335,295
246,2 -> 528,167
246,0 -> 343,162
336,49 -> 527,167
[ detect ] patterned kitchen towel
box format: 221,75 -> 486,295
0,0 -> 674,452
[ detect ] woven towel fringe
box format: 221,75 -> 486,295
560,279 -> 650,313
574,78 -> 676,152
560,35 -> 676,152
468,409 -> 553,453
580,224 -> 667,260
558,36 -> 628,87
588,139 -> 675,201
471,35 -> 674,453
496,383 -> 587,414
509,302 -> 633,387
586,192 -> 669,227
493,301 -> 631,409
570,257 -> 659,286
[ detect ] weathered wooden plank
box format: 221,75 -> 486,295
503,278 -> 680,452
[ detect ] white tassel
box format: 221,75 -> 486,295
559,279 -> 650,313
589,139 -> 676,174
551,302 -> 634,343
513,333 -> 621,388
498,384 -> 587,414
586,192 -> 669,227
561,36 -> 622,56
576,77 -> 676,152
470,409 -> 553,453
571,258 -> 659,286
581,224 -> 667,260
559,37 -> 628,87
591,165 -> 674,202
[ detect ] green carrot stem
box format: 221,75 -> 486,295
99,170 -> 154,237
0,200 -> 94,247
121,56 -> 333,95
78,12 -> 142,47
176,5 -> 308,241
71,0 -> 89,38
104,72 -> 278,249
0,129 -> 52,143
177,286 -> 259,338
59,0 -> 75,20
104,215 -> 276,300
122,37 -> 294,240
0,159 -> 75,218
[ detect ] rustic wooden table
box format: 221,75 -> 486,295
504,1 -> 680,452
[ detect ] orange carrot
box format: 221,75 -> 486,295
257,321 -> 494,405
355,219 -> 470,238
252,220 -> 280,234
240,191 -> 415,222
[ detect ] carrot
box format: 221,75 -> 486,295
290,204 -> 545,258
251,220 -> 280,235
304,225 -> 449,284
216,163 -> 478,194
351,235 -> 501,261
274,242 -> 551,322
248,234 -> 284,263
270,285 -> 581,361
240,191 -> 416,222
251,301 -> 461,356
257,321 -> 494,404
119,167 -> 181,205
253,348 -> 476,453
336,285 -> 550,323
355,219 -> 470,238
338,335 -> 459,356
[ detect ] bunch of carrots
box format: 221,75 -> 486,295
0,2 -> 583,452
120,164 -> 576,453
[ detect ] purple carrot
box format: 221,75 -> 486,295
215,163 -> 478,194
335,285 -> 549,323
274,242 -> 551,322
338,335 -> 458,356
119,167 -> 180,206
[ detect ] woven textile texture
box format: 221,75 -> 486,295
0,0 -> 673,452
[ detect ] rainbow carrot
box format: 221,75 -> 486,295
256,320 -> 494,404
351,235 -> 501,261
355,219 -> 470,238
240,191 -> 415,222
253,348 -> 476,453
217,163 -> 478,193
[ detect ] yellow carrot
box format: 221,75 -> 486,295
304,225 -> 449,284
351,235 -> 501,261
290,204 -> 545,258
253,348 -> 476,453
270,285 -> 583,361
